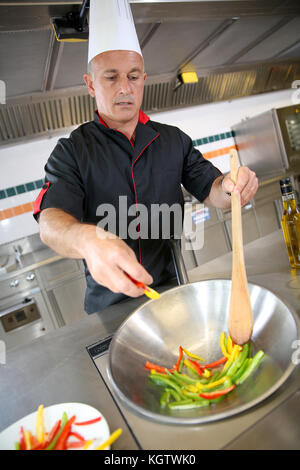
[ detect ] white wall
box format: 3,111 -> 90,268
0,88 -> 296,245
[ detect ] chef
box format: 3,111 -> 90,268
34,0 -> 258,314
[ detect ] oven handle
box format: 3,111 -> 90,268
0,298 -> 36,319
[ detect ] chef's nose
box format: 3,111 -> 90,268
119,75 -> 132,94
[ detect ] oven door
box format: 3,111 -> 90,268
0,290 -> 55,351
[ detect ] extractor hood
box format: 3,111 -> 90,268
0,0 -> 300,144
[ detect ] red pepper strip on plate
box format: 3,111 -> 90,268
173,346 -> 183,371
199,384 -> 236,399
54,416 -> 76,450
202,357 -> 227,369
19,426 -> 26,451
145,361 -> 173,374
66,440 -> 87,449
38,419 -> 61,450
68,431 -> 85,441
74,417 -> 102,426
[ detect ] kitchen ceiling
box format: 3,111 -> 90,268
0,0 -> 300,144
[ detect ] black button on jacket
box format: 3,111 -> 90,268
34,110 -> 221,314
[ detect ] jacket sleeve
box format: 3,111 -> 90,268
33,137 -> 85,221
179,129 -> 222,202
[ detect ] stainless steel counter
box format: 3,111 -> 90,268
0,230 -> 299,450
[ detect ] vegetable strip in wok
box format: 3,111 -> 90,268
145,332 -> 265,410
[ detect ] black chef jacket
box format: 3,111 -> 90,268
34,110 -> 221,314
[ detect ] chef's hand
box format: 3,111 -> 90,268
80,226 -> 153,297
221,166 -> 258,206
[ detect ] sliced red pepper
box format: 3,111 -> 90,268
144,361 -> 173,374
174,346 -> 183,371
65,440 -> 87,449
68,431 -> 85,441
199,384 -> 236,399
38,419 -> 61,450
54,415 -> 76,450
202,357 -> 227,369
74,417 -> 102,426
186,358 -> 203,376
19,426 -> 26,451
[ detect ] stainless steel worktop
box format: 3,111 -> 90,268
0,230 -> 299,450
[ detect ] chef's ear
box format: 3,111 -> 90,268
84,73 -> 95,98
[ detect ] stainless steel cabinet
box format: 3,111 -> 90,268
47,276 -> 87,326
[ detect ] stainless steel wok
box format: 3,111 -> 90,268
107,241 -> 299,425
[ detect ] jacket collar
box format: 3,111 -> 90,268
94,109 -> 150,128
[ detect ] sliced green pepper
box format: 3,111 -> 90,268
45,411 -> 68,450
231,358 -> 250,384
236,351 -> 265,385
168,399 -> 210,410
226,343 -> 249,378
149,374 -> 185,399
160,390 -> 171,407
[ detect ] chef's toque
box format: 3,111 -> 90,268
88,0 -> 142,65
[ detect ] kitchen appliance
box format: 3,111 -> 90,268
232,104 -> 300,179
106,240 -> 299,425
0,270 -> 55,351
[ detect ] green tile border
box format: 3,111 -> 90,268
192,131 -> 234,147
0,130 -> 234,201
0,178 -> 45,200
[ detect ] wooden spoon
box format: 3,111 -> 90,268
228,148 -> 253,345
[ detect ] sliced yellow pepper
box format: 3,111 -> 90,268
95,428 -> 123,450
187,384 -> 199,393
187,375 -> 228,392
24,430 -> 32,450
36,404 -> 44,444
201,375 -> 228,389
182,347 -> 205,362
220,332 -> 230,359
83,439 -> 94,450
202,368 -> 211,378
227,336 -> 233,354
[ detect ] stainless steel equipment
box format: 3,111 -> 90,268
0,270 -> 55,350
232,104 -> 300,179
107,279 -> 298,425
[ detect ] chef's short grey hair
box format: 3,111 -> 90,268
87,60 -> 94,79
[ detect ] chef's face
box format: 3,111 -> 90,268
84,50 -> 146,125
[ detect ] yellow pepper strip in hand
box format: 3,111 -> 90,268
83,439 -> 94,450
95,428 -> 123,450
24,430 -> 32,450
36,404 -> 45,444
182,347 -> 205,362
220,332 -> 231,359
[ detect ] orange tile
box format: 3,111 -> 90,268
3,208 -> 13,219
13,205 -> 24,216
23,202 -> 33,213
0,210 -> 4,221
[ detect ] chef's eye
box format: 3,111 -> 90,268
105,75 -> 117,80
129,75 -> 139,80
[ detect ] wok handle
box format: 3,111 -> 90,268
168,237 -> 189,285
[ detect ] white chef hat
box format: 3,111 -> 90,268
88,0 -> 142,65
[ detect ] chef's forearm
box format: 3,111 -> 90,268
204,175 -> 231,209
38,208 -> 95,259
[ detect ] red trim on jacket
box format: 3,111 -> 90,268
96,109 -> 150,127
131,133 -> 160,263
33,182 -> 50,216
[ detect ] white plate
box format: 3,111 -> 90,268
0,402 -> 110,450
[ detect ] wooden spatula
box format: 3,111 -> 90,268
228,148 -> 253,345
